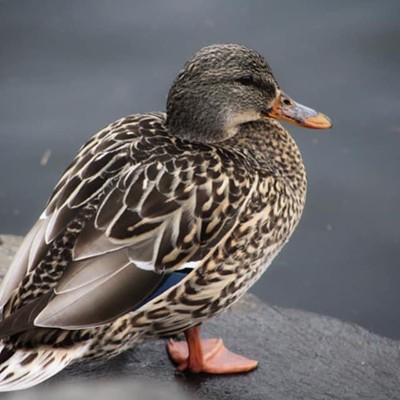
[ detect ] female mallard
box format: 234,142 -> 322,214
0,44 -> 331,390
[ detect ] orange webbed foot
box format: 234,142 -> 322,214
166,327 -> 258,374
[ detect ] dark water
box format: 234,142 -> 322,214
0,1 -> 399,340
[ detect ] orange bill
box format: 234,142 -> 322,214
265,91 -> 332,129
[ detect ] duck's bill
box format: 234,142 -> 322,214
264,91 -> 332,129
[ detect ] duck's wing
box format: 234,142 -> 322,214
0,115 -> 255,335
0,115 -> 137,312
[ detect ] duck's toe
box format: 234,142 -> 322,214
166,337 -> 258,374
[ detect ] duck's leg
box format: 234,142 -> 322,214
166,326 -> 258,374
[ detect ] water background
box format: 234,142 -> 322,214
1,1 -> 399,340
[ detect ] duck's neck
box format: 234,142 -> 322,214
166,82 -> 248,144
226,119 -> 307,197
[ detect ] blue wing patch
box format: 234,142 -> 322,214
142,269 -> 192,304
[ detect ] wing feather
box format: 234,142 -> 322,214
34,257 -> 164,329
0,113 -> 256,332
0,220 -> 45,310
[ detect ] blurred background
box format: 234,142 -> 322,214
0,0 -> 399,340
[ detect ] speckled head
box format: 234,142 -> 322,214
166,44 -> 332,143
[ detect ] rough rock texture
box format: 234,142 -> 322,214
1,234 -> 399,400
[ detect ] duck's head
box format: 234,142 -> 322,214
166,44 -> 332,143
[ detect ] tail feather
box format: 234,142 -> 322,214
0,341 -> 89,392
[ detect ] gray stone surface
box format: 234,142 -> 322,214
1,234 -> 399,400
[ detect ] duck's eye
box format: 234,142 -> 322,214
236,75 -> 254,86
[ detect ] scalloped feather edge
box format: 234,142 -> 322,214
0,341 -> 89,392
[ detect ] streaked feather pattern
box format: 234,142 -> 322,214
0,112 -> 266,336
0,43 -> 319,390
0,111 -> 305,350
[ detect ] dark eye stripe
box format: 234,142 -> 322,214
236,75 -> 273,93
236,75 -> 254,86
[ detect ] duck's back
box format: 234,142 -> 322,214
0,112 -> 266,347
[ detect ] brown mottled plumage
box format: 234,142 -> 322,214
0,44 -> 331,390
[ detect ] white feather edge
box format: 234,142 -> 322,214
133,259 -> 200,272
0,341 -> 90,392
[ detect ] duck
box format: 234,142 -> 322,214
0,43 -> 331,391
